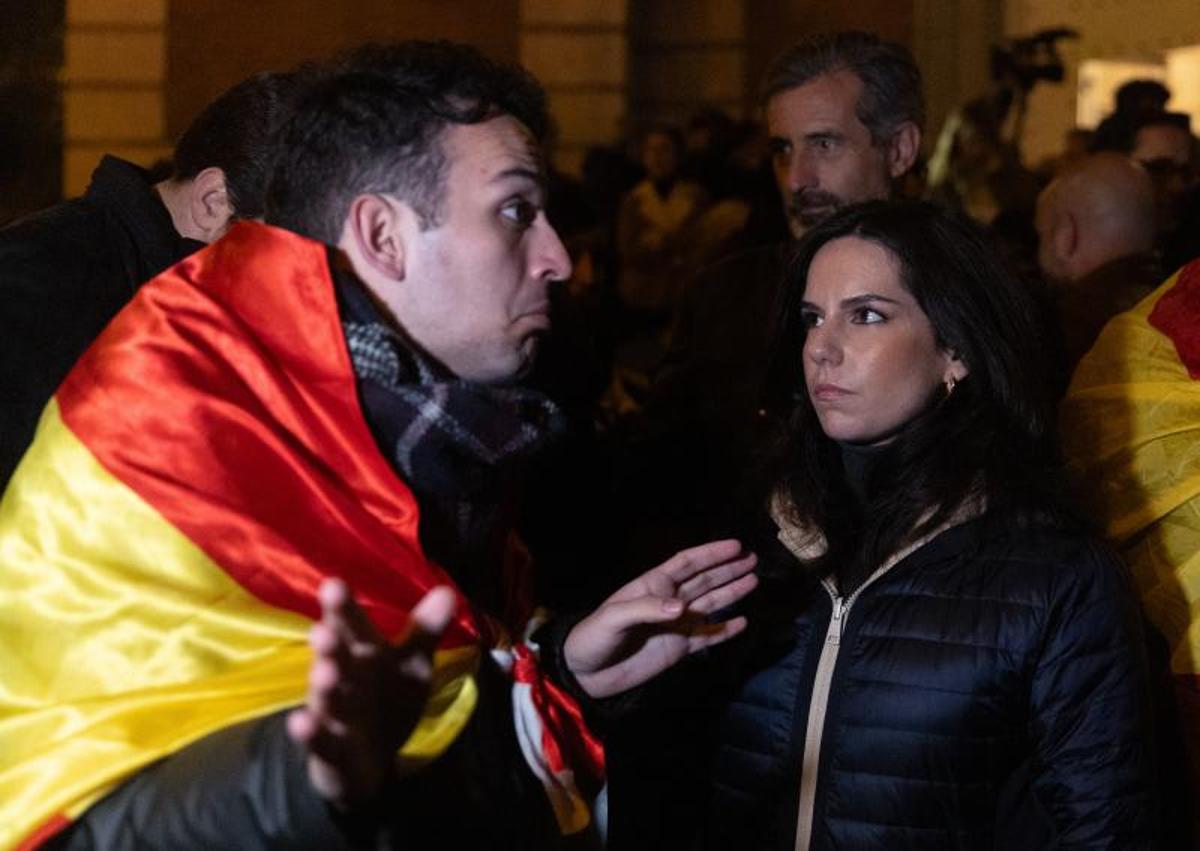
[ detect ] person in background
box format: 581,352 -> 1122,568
0,69 -> 307,488
1090,78 -> 1170,154
1129,111 -> 1199,272
613,124 -> 708,388
614,30 -> 923,572
1060,238 -> 1200,850
1034,152 -> 1160,383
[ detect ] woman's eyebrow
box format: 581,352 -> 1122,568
839,293 -> 902,309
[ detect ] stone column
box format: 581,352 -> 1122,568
911,0 -> 1003,159
629,0 -> 747,127
62,0 -> 170,197
519,0 -> 629,175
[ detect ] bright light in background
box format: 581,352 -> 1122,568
1166,45 -> 1200,131
1076,59 -> 1165,129
1077,49 -> 1200,133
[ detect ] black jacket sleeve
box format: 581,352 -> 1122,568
49,710 -> 378,851
1028,543 -> 1159,849
52,653 -> 566,850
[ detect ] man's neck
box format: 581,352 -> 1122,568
154,179 -> 205,242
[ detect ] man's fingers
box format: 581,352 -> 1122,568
675,553 -> 758,602
410,585 -> 457,635
319,578 -> 384,650
592,594 -> 686,637
287,705 -> 351,778
287,707 -> 318,745
656,539 -> 748,584
685,572 -> 760,615
397,585 -> 457,659
685,615 -> 749,652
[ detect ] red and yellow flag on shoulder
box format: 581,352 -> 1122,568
0,223 -> 562,849
1060,257 -> 1200,810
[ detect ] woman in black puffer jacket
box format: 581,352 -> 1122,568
609,201 -> 1163,851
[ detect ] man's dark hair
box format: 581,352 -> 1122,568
761,31 -> 924,146
172,70 -> 309,219
1114,79 -> 1170,115
764,201 -> 1068,581
265,41 -> 548,244
642,122 -> 685,155
1131,110 -> 1193,138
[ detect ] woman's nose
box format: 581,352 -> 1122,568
805,324 -> 842,366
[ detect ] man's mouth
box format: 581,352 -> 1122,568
789,195 -> 841,226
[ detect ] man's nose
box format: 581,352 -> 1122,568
784,150 -> 818,193
535,218 -> 572,283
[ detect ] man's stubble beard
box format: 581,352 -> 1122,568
785,189 -> 844,239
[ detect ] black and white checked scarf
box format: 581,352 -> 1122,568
334,263 -> 564,602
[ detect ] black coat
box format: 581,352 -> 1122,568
0,156 -> 199,487
609,516 -> 1159,851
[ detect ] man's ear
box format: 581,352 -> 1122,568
344,193 -> 408,281
187,167 -> 232,243
886,121 -> 921,179
1054,211 -> 1079,262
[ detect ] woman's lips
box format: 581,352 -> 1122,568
811,383 -> 852,401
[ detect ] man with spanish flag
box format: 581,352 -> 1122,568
1059,255 -> 1200,840
0,42 -> 759,849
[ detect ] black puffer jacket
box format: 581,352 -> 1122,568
705,515 -> 1157,850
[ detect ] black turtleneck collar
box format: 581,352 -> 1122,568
838,440 -> 889,507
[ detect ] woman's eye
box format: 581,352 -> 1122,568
854,307 -> 885,324
800,311 -> 822,329
501,199 -> 537,228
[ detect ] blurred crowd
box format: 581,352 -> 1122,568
538,76 -> 1199,429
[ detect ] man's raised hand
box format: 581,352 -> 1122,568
286,580 -> 456,810
564,539 -> 757,699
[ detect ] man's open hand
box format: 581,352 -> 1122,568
286,580 -> 456,810
564,539 -> 757,699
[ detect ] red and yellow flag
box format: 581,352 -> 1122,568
1060,258 -> 1200,805
0,223 -> 486,849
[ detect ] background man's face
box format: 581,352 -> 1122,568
1131,125 -> 1192,169
392,115 -> 571,383
767,70 -> 893,239
1132,124 -> 1196,222
642,131 -> 680,183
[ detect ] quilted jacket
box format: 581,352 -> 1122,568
704,514 -> 1157,850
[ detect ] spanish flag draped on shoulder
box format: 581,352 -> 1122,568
0,222 -> 602,850
1060,257 -> 1200,788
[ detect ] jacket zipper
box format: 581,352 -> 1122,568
792,577 -> 849,851
791,555 -> 912,851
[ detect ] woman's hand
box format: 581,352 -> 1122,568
564,539 -> 758,699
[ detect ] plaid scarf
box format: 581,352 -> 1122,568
334,263 -> 564,608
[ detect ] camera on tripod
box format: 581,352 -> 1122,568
991,28 -> 1079,93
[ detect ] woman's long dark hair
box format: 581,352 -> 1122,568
763,201 -> 1069,578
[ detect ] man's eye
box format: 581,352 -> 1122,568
812,137 -> 837,152
501,199 -> 537,227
